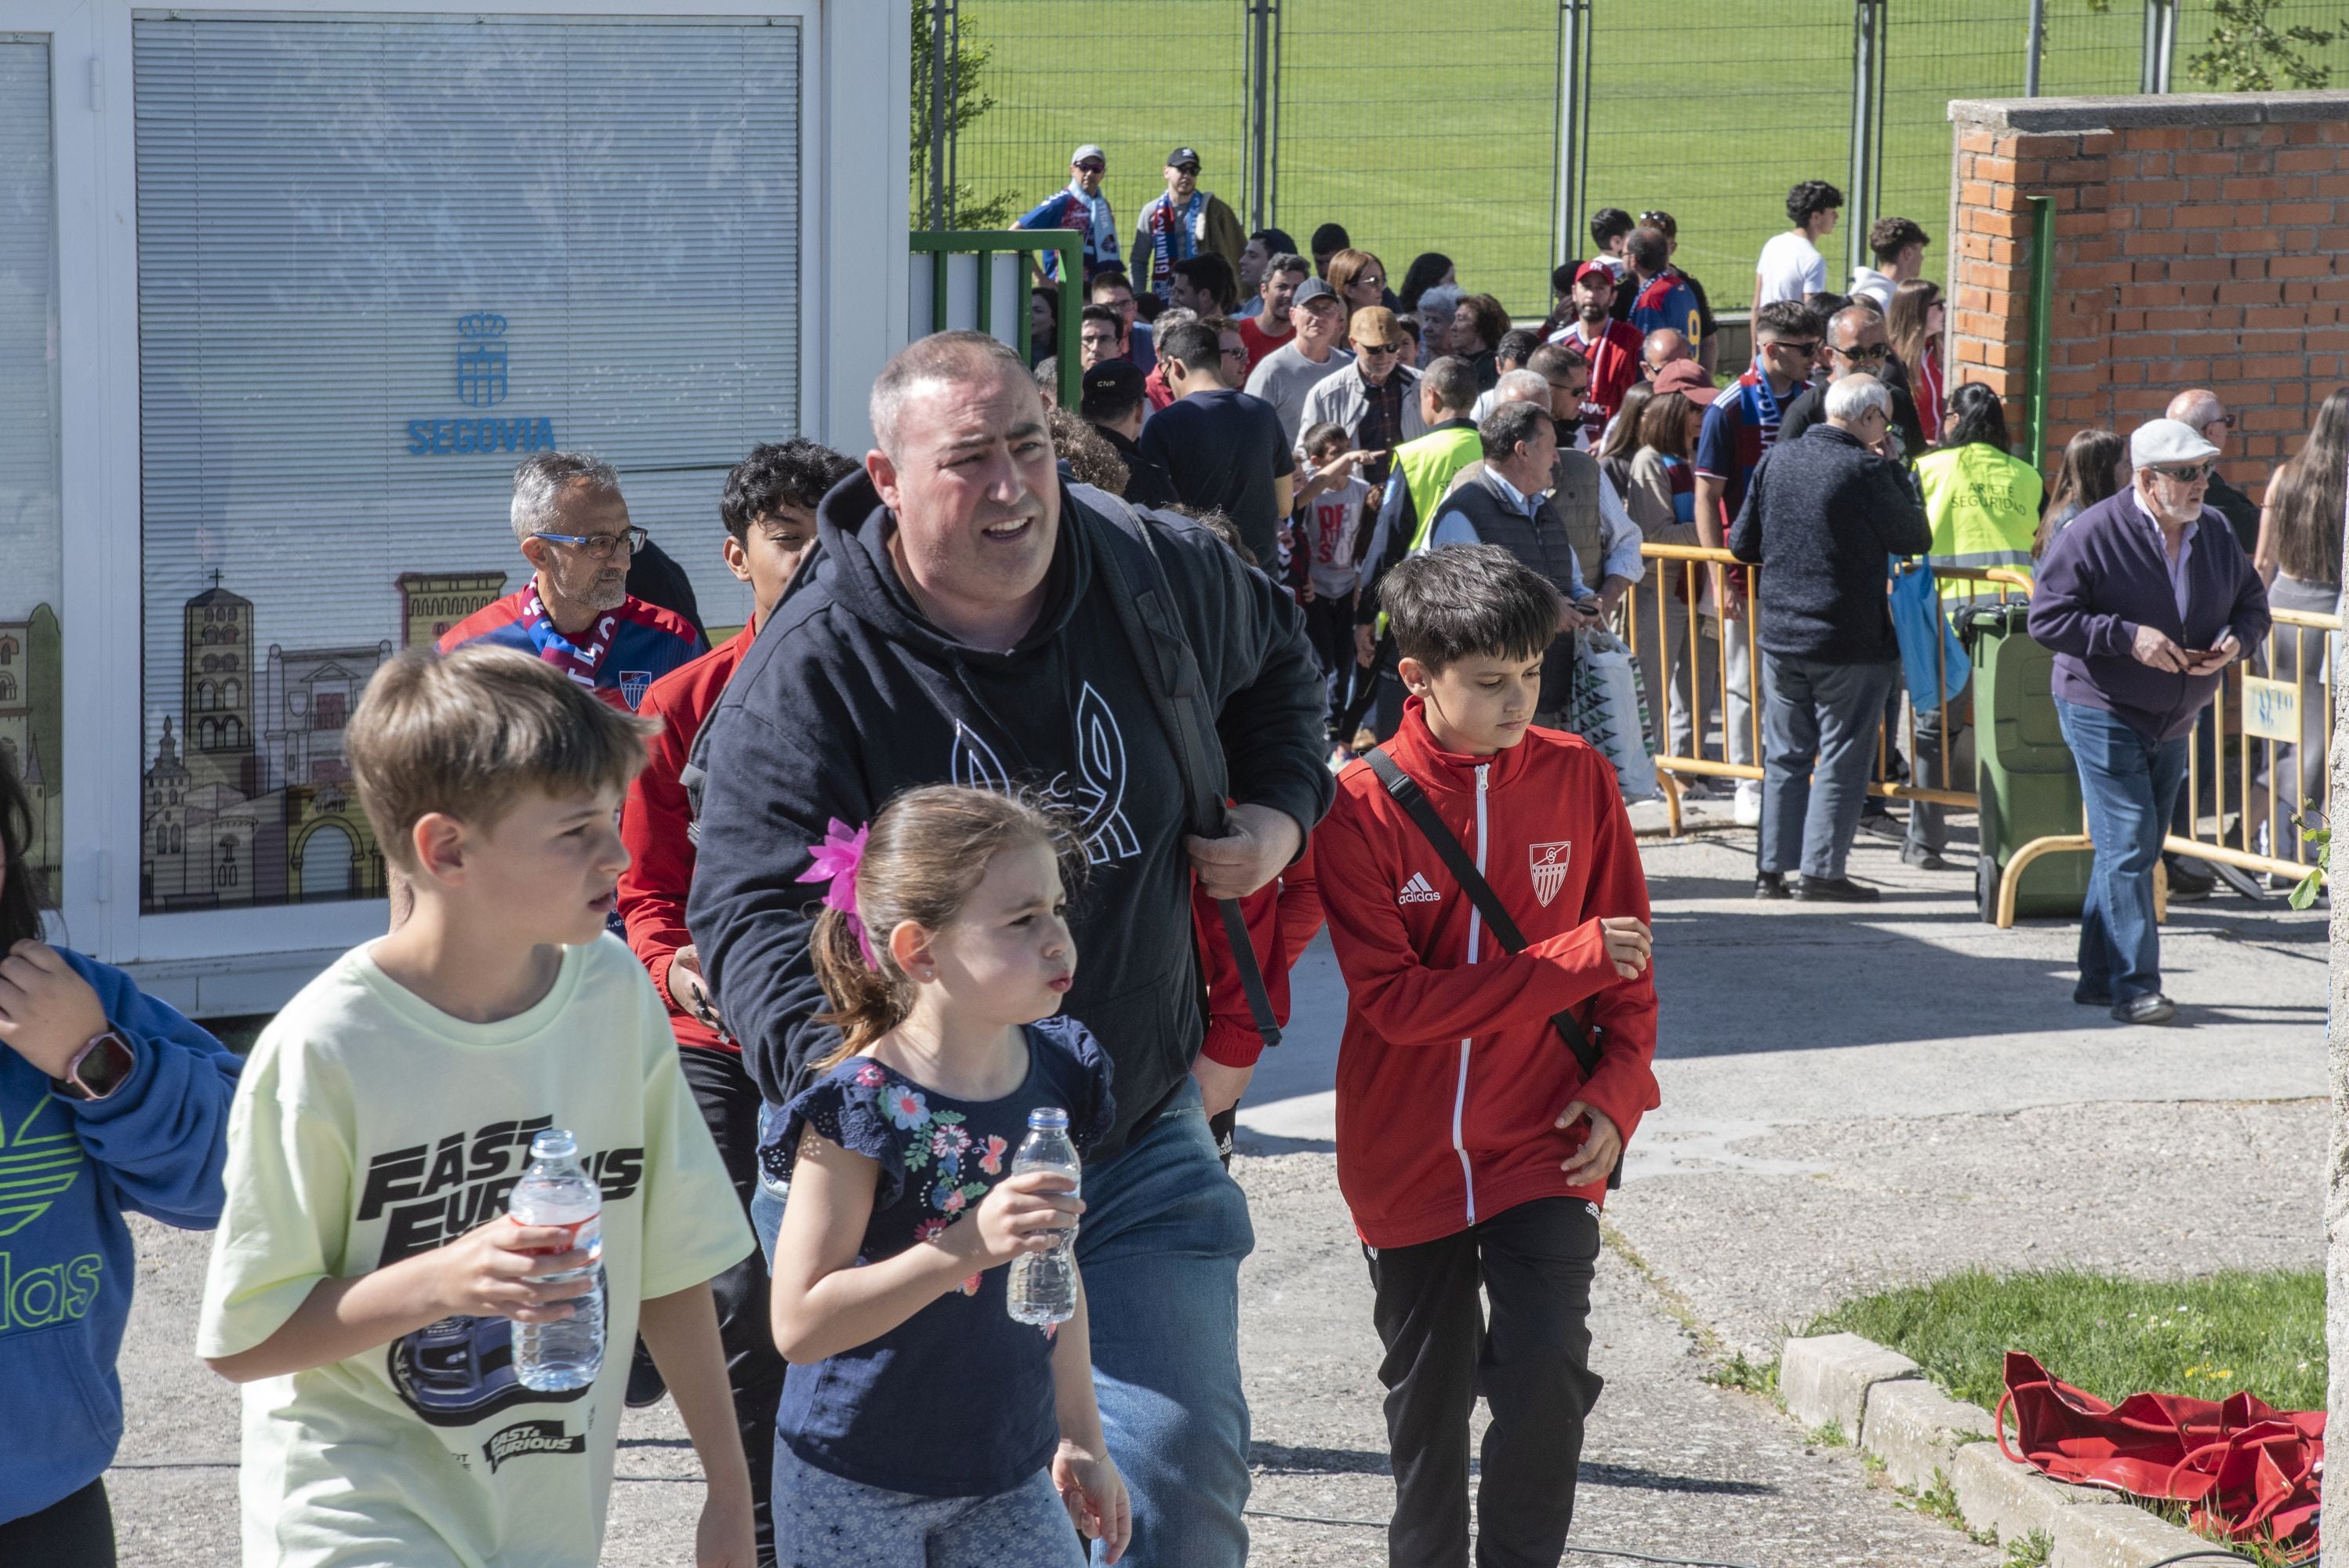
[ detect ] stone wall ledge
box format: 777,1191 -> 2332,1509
1951,92 -> 2349,131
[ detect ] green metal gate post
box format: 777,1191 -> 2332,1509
2023,195 -> 2056,470
909,229 -> 1083,408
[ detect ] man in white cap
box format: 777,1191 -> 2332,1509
2027,418 -> 2271,1025
1015,142 -> 1118,282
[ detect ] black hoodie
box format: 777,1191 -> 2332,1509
686,475 -> 1332,1156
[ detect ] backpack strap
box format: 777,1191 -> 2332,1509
1087,497 -> 1283,1051
1363,746 -> 1616,1185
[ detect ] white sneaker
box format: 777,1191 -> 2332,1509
1734,780 -> 1763,826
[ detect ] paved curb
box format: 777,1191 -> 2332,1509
1776,1333 -> 2224,1567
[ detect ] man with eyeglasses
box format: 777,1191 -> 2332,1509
2028,419 -> 2270,1025
2166,388 -> 2263,557
437,451 -> 707,711
1778,306 -> 1928,463
1016,142 -> 1119,283
1694,299 -> 1824,823
1077,304 -> 1127,372
1139,317 -> 1295,567
1299,307 -> 1425,488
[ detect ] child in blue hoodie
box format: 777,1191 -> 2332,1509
0,751 -> 240,1564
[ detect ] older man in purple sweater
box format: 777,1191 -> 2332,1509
2027,419 -> 2270,1025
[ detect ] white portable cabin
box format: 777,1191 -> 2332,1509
2,1 -> 910,1013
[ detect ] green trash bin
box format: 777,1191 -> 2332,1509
1965,602 -> 2091,922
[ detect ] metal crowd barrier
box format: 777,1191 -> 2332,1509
1623,543 -> 2337,925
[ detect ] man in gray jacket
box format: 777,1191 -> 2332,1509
1729,374 -> 1932,902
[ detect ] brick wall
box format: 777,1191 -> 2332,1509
1946,91 -> 2349,493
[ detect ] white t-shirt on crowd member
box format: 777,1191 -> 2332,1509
1302,474 -> 1373,598
198,934 -> 750,1568
1755,230 -> 1826,306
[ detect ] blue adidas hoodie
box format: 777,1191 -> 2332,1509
0,949 -> 239,1524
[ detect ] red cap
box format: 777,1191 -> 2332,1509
1650,360 -> 1719,405
1574,260 -> 1617,286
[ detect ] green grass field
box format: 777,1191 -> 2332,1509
948,0 -> 2347,316
1809,1267 -> 2325,1415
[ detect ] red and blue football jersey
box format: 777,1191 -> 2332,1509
437,588 -> 707,710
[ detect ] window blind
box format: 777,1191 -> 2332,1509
133,13 -> 801,913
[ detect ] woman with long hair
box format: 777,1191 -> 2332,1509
2251,387 -> 2349,857
1888,278 -> 1946,444
1028,287 -> 1058,371
1908,382 -> 2042,869
1397,252 -> 1454,313
1327,249 -> 1391,318
2036,426 -> 2130,556
1624,388 -> 1713,764
1597,380 -> 1653,499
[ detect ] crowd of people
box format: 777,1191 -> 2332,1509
0,146 -> 2336,1568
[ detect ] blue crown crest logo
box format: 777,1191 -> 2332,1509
457,312 -> 508,339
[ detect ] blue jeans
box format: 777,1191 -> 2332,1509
753,1080 -> 1254,1568
2056,699 -> 2190,1007
1759,654 -> 1898,879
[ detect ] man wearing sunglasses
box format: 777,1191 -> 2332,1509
1016,142 -> 1119,283
1778,306 -> 1928,463
1298,307 -> 1425,488
2028,419 -> 2271,1026
437,451 -> 708,711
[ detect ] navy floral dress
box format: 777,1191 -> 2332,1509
764,1016 -> 1115,1497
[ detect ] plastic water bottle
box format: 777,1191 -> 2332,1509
1005,1107 -> 1080,1327
506,1129 -> 606,1391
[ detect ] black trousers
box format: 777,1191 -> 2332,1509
677,1045 -> 787,1568
0,1477 -> 114,1567
1365,1198 -> 1604,1568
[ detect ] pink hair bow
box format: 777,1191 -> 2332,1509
797,818 -> 875,967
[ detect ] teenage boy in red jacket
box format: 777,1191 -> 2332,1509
1315,542 -> 1659,1568
617,436 -> 854,1563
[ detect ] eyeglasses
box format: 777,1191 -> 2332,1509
1546,379 -> 1585,398
1220,345 -> 1248,361
1074,161 -> 1105,173
1831,342 -> 1891,361
2209,415 -> 2236,428
532,526 -> 648,561
2151,463 -> 2215,484
1639,211 -> 1674,227
1358,341 -> 1402,357
1357,276 -> 1386,290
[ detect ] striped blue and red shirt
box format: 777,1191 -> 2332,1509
437,586 -> 706,710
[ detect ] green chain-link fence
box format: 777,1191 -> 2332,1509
934,0 -> 2349,318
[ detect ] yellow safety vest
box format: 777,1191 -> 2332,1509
1916,443 -> 2043,601
1376,425 -> 1487,633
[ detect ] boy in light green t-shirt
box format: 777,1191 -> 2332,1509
198,646 -> 756,1567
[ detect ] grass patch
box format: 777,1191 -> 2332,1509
1701,1349 -> 1777,1397
2001,1528 -> 2053,1567
1908,1468 -> 1999,1545
1807,1268 -> 2323,1414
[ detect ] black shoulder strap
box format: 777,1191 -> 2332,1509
1364,746 -> 1617,1186
1363,747 -> 1597,1082
1088,499 -> 1283,1051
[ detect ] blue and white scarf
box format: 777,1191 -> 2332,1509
1143,190 -> 1207,298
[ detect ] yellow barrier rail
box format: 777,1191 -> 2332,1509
1625,544 -> 2336,922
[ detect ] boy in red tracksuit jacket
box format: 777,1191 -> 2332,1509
616,437 -> 855,1559
1315,542 -> 1659,1568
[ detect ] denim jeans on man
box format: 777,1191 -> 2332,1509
2055,699 -> 2189,1007
1759,655 -> 1899,879
752,1079 -> 1254,1568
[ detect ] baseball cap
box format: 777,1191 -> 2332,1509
1167,147 -> 1202,171
1293,277 -> 1343,310
1080,358 -> 1148,413
1574,260 -> 1617,286
1071,143 -> 1106,168
1349,307 -> 1401,347
2130,418 -> 2221,470
1649,360 -> 1719,405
